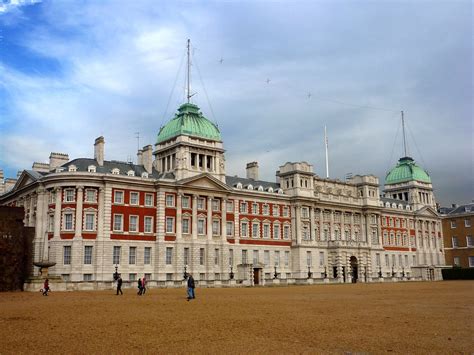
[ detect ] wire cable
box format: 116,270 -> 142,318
385,111 -> 402,175
193,52 -> 219,126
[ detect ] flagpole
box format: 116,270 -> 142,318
325,126 -> 329,178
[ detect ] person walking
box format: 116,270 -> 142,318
42,278 -> 50,296
141,276 -> 147,295
116,275 -> 123,295
137,278 -> 142,295
187,274 -> 195,301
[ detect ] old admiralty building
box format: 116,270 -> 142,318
0,102 -> 446,289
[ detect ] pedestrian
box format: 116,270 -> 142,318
116,275 -> 123,295
141,276 -> 147,295
42,278 -> 50,296
187,274 -> 195,301
137,278 -> 142,295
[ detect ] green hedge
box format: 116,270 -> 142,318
442,268 -> 474,280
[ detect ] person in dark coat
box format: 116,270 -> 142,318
42,279 -> 50,296
141,276 -> 147,295
116,276 -> 123,295
187,274 -> 195,301
137,278 -> 143,295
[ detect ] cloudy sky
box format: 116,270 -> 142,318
0,0 -> 472,205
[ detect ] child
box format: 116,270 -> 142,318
42,279 -> 50,296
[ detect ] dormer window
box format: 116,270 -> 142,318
111,168 -> 120,175
88,165 -> 96,173
277,188 -> 284,194
236,182 -> 243,189
257,185 -> 264,191
56,167 -> 65,173
247,184 -> 253,190
127,170 -> 135,177
141,172 -> 148,178
267,187 -> 274,193
68,165 -> 77,172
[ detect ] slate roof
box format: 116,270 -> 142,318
225,175 -> 280,190
439,203 -> 474,216
381,196 -> 410,207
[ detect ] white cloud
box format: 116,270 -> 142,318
0,0 -> 40,13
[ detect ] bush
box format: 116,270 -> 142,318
442,268 -> 474,280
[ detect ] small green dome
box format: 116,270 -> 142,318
385,157 -> 431,185
157,103 -> 221,144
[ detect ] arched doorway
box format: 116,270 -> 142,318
350,256 -> 358,283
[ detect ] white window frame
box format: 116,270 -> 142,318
450,221 -> 456,228
469,256 -> 474,268
252,203 -> 259,215
166,194 -> 175,207
283,206 -> 289,217
166,217 -> 175,234
212,199 -> 220,211
182,217 -> 190,234
144,216 -> 153,233
240,202 -> 248,213
262,204 -> 269,216
130,192 -> 139,206
144,247 -> 151,265
453,256 -> 461,267
84,212 -> 96,231
226,200 -> 234,213
113,214 -> 123,232
182,196 -> 190,209
113,246 -> 121,265
129,215 -> 138,233
465,219 -> 471,227
226,221 -> 234,236
165,247 -> 173,265
85,189 -> 97,203
283,225 -> 291,240
64,189 -> 75,202
273,223 -> 280,239
272,205 -> 279,217
212,219 -> 220,235
63,245 -> 71,265
63,212 -> 74,231
114,190 -> 124,204
467,235 -> 473,247
197,218 -> 205,235
241,221 -> 248,237
144,193 -> 154,207
129,246 -> 136,264
452,236 -> 459,248
252,222 -> 260,238
263,223 -> 270,239
197,197 -> 205,210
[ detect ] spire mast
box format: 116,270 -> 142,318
401,110 -> 408,157
186,39 -> 191,103
325,125 -> 329,178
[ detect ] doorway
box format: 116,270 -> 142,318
350,256 -> 358,283
253,268 -> 261,285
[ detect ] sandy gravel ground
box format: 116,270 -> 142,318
0,281 -> 472,354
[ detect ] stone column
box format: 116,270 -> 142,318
319,209 -> 323,241
294,204 -> 301,244
346,254 -> 352,283
34,187 -> 47,261
96,187 -> 105,281
207,196 -> 212,240
28,194 -> 35,227
53,187 -> 62,239
192,195 -> 198,239
309,207 -> 315,241
176,192 -> 182,239
350,213 -> 355,241
222,199 -> 227,239
330,210 -> 335,241
336,252 -> 343,283
75,186 -> 84,238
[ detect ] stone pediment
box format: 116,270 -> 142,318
178,173 -> 230,191
415,206 -> 439,218
12,171 -> 38,191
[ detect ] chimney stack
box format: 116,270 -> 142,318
246,161 -> 259,180
142,145 -> 153,174
94,136 -> 105,166
137,149 -> 143,166
49,152 -> 69,171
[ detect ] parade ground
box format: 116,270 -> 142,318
0,281 -> 472,354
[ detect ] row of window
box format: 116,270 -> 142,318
453,256 -> 474,267
451,236 -> 473,248
113,190 -> 154,206
375,253 -> 416,268
113,214 -> 154,233
50,210 -> 98,232
63,246 -> 153,265
450,219 -> 472,228
239,202 -> 290,217
50,188 -> 98,204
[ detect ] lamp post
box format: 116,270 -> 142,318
391,266 -> 395,278
229,265 -> 234,280
402,267 -> 405,278
183,265 -> 188,280
324,266 -> 328,279
307,266 -> 312,279
364,266 -> 367,282
378,266 -> 382,278
273,265 -> 278,279
113,265 -> 119,281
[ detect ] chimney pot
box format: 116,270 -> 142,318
94,136 -> 105,166
246,161 -> 259,180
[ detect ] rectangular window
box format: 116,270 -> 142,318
274,251 -> 280,266
242,250 -> 247,264
182,218 -> 190,234
241,222 -> 248,237
229,249 -> 234,266
130,192 -> 139,205
385,254 -> 389,267
412,255 -> 416,265
166,217 -> 174,234
65,189 -> 75,202
226,200 -> 234,213
392,254 -> 396,266
83,274 -> 92,281
144,247 -> 151,265
453,256 -> 461,267
253,250 -> 259,264
200,248 -> 205,265
264,250 -> 270,266
252,223 -> 260,238
166,273 -> 173,281
184,247 -> 189,266
84,213 -> 95,231
306,251 -> 312,266
272,205 -> 280,217
129,246 -> 136,264
166,247 -> 173,265
319,251 -> 324,266
197,198 -> 205,210
252,203 -> 259,214
301,207 -> 309,219
283,225 -> 290,240
404,255 -> 408,266
166,194 -> 175,207
64,213 -> 73,231
262,205 -> 269,215
113,246 -> 121,265
376,253 -> 381,266
212,220 -> 220,235
214,248 -> 219,265
450,221 -> 456,228
129,215 -> 138,232
469,256 -> 474,268
85,189 -> 96,203
283,206 -> 289,217
263,224 -> 270,238
181,196 -> 190,208
145,193 -> 154,207
452,236 -> 459,248
199,273 -> 205,281
113,214 -> 123,232
285,251 -> 290,266
212,199 -> 220,211
144,216 -> 153,233
240,202 -> 247,213
273,224 -> 280,239
226,221 -> 233,236
114,190 -> 124,204
48,215 -> 54,232
465,219 -> 472,227
197,218 -> 205,235
129,273 -> 137,281
63,246 -> 71,265
84,246 -> 93,264
467,236 -> 473,247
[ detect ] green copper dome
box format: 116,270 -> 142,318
385,157 -> 431,185
157,103 -> 221,144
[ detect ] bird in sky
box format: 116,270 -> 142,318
219,57 -> 224,64
307,92 -> 312,99
266,78 -> 271,84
